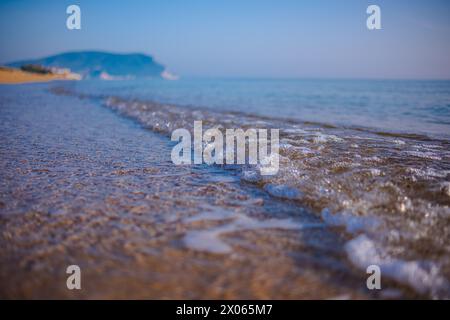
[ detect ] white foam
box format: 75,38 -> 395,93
183,213 -> 324,254
264,183 -> 302,200
241,170 -> 261,183
345,235 -> 449,298
405,151 -> 442,161
393,139 -> 406,145
407,167 -> 450,179
321,209 -> 381,234
312,133 -> 344,144
283,128 -> 307,134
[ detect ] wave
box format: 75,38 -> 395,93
51,86 -> 450,298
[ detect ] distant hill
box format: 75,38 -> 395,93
7,51 -> 168,79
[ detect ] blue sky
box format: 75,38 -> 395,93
0,0 -> 449,79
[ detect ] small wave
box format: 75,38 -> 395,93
51,87 -> 450,298
405,150 -> 442,161
345,235 -> 449,298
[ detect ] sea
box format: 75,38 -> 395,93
0,78 -> 449,298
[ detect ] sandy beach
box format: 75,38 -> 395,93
0,67 -> 77,84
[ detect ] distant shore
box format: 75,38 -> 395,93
0,66 -> 79,84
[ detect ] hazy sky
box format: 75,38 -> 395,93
1,0 -> 449,79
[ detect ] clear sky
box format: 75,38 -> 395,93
1,0 -> 449,79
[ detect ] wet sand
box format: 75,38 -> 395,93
0,84 -> 423,299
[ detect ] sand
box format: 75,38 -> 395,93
0,84 -> 384,299
0,67 -> 78,84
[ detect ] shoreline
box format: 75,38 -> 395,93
0,82 -> 447,298
0,67 -> 79,84
0,84 -> 380,299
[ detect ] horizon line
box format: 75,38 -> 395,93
2,50 -> 450,82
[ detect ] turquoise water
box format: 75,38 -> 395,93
73,78 -> 450,139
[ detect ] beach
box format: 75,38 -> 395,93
0,67 -> 78,84
0,80 -> 449,299
0,83 -> 369,299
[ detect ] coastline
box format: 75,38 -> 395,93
96,88 -> 450,298
0,67 -> 79,84
1,81 -> 448,299
0,84 -> 377,299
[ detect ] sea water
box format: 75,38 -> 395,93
1,78 -> 449,298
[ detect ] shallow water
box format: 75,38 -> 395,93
1,80 -> 450,299
0,84 -> 372,299
72,78 -> 450,139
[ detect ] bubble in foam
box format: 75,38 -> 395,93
263,183 -> 302,200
